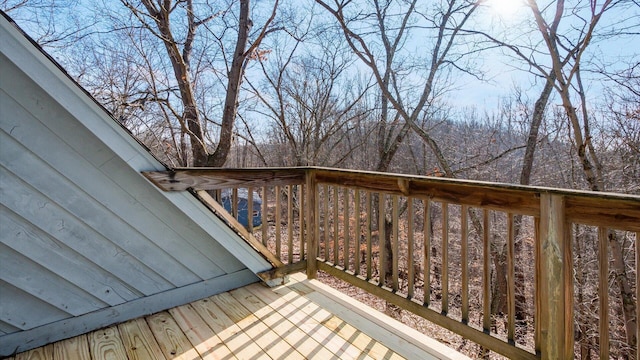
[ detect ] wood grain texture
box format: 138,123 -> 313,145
146,312 -> 202,360
168,304 -> 235,360
13,273 -> 472,360
118,318 -> 166,360
212,292 -> 305,359
318,262 -> 536,360
88,326 -> 128,360
142,168 -> 305,191
190,297 -> 268,359
15,344 -> 53,360
53,335 -> 91,360
230,286 -> 337,359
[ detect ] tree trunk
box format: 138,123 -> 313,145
207,0 -> 253,167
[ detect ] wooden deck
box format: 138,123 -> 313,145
7,273 -> 466,360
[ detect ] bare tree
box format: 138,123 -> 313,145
246,14 -> 373,167
117,0 -> 278,167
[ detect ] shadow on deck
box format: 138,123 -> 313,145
10,273 -> 467,360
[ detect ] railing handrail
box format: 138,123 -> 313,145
144,166 -> 640,231
143,166 -> 640,359
144,165 -> 640,200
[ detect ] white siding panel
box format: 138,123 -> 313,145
0,281 -> 71,331
0,244 -> 107,315
1,207 -> 140,305
1,86 -> 237,279
0,103 -> 208,285
0,167 -> 173,295
0,321 -> 20,335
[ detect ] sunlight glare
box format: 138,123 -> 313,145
485,0 -> 524,19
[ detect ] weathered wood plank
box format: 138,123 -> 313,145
212,292 -> 305,360
276,185 -> 282,260
323,185 -> 330,261
565,196 -> 640,231
189,297 -> 268,360
142,168 -> 305,191
306,171 -> 318,278
321,316 -> 399,359
354,190 -> 362,276
118,318 -> 166,360
0,159 -> 174,295
289,273 -> 466,360
539,194 -> 573,360
195,190 -> 283,268
0,280 -> 69,331
287,185 -> 294,264
482,209 -> 491,334
423,199 -> 431,306
1,122 -> 222,284
392,195 -> 399,292
230,286 -> 337,359
344,188 -> 350,270
1,209 -> 138,305
461,205 -> 469,323
261,187 -> 268,246
250,281 -> 365,359
314,169 -> 541,216
333,186 -> 339,266
379,193 -> 386,287
0,244 -> 105,316
15,344 -> 53,360
256,261 -> 307,283
366,192 -> 373,280
507,213 -> 515,343
146,312 -> 202,360
441,202 -> 449,314
168,304 -> 236,360
598,227 -> 609,359
318,262 -> 537,360
0,270 -> 257,356
53,335 -> 91,360
407,196 -> 414,299
88,326 -> 128,360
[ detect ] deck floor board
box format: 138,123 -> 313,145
16,273 -> 468,360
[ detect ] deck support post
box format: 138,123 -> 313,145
306,169 -> 318,279
539,193 -> 573,359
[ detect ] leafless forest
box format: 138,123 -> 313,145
4,0 -> 638,358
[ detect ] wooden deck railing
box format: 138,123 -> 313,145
144,167 -> 640,360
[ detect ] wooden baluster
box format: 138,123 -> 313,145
442,202 -> 449,314
636,231 -> 639,360
598,227 -> 609,359
232,188 -> 239,219
461,205 -> 469,324
275,186 -> 282,261
539,193 -> 573,360
287,185 -> 293,264
334,186 -> 339,266
534,217 -> 541,354
483,209 -> 491,335
261,187 -> 268,246
300,184 -> 305,261
344,187 -> 350,270
507,213 -> 515,343
424,199 -> 431,306
247,187 -> 254,233
354,190 -> 361,276
306,171 -> 317,278
407,197 -> 415,299
323,185 -> 329,262
379,193 -> 386,287
392,195 -> 399,292
366,192 -> 372,280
